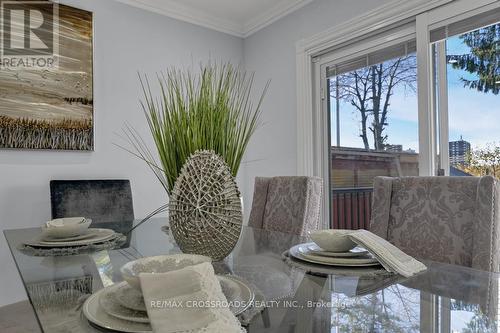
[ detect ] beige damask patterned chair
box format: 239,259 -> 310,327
236,176 -> 322,327
370,176 -> 500,272
248,176 -> 323,236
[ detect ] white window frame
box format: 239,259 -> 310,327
296,0 -> 499,226
416,0 -> 500,177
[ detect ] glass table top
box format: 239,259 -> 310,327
4,217 -> 499,333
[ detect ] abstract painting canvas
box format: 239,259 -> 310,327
0,2 -> 93,150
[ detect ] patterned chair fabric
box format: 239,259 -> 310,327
248,176 -> 323,237
370,176 -> 500,272
50,179 -> 135,229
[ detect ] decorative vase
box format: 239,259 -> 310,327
168,150 -> 243,261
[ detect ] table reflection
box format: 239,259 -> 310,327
4,218 -> 500,333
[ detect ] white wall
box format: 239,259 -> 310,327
240,0 -> 392,216
1,0 -> 397,307
0,0 -> 243,307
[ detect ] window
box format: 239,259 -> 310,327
325,41 -> 419,229
299,2 -> 500,330
300,0 -> 500,228
432,15 -> 500,177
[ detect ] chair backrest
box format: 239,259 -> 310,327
370,176 -> 500,272
50,180 -> 135,228
248,176 -> 323,237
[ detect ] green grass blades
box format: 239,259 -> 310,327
122,63 -> 269,195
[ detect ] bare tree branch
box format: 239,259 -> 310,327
329,54 -> 417,150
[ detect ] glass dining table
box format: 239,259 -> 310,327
4,217 -> 499,333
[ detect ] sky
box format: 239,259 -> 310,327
329,27 -> 499,153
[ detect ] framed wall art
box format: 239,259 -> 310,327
0,1 -> 93,150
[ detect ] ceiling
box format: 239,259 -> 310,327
114,0 -> 314,37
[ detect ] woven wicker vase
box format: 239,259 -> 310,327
168,150 -> 243,261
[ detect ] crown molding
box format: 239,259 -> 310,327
114,0 -> 244,37
243,0 -> 314,37
114,0 -> 313,38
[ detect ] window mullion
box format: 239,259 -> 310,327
436,40 -> 450,176
416,12 -> 437,176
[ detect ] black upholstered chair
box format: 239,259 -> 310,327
50,179 -> 135,233
0,180 -> 135,331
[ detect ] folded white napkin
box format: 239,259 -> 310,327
347,230 -> 427,278
139,262 -> 244,333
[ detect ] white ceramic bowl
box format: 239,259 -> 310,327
120,254 -> 212,290
309,229 -> 356,252
41,217 -> 91,238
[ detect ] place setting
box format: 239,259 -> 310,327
19,217 -> 126,256
82,254 -> 255,333
285,229 -> 427,278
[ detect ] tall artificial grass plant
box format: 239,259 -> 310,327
122,63 -> 269,196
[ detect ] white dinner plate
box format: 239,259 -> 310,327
84,277 -> 254,332
25,228 -> 116,247
114,275 -> 254,316
41,230 -> 95,242
218,275 -> 255,315
306,243 -> 369,257
290,244 -> 381,267
99,282 -> 149,324
83,288 -> 152,333
297,245 -> 378,264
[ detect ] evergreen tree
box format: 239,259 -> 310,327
447,23 -> 499,95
